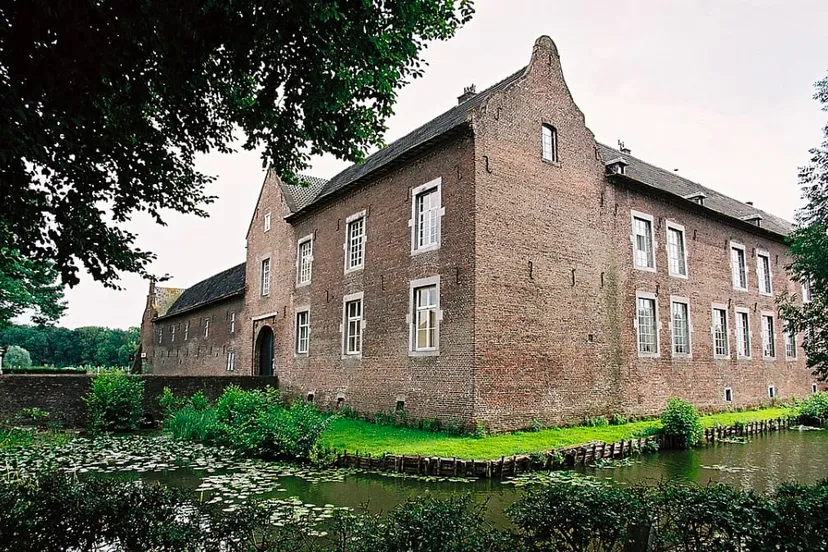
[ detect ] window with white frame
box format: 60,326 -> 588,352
345,213 -> 366,271
735,309 -> 751,358
632,213 -> 655,270
757,251 -> 772,295
768,385 -> 776,399
261,258 -> 271,296
157,328 -> 163,344
671,298 -> 691,356
542,124 -> 558,162
204,318 -> 210,338
264,212 -> 272,232
724,387 -> 733,403
413,284 -> 439,351
297,236 -> 313,285
295,309 -> 310,355
666,224 -> 688,277
785,324 -> 797,359
731,243 -> 747,290
636,294 -> 659,355
803,278 -> 813,303
184,320 -> 189,341
712,306 -> 729,357
171,324 -> 176,343
226,350 -> 236,371
230,312 -> 236,333
813,383 -> 819,394
411,181 -> 442,253
343,296 -> 363,355
761,313 -> 776,359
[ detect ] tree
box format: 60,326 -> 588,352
0,247 -> 65,328
5,345 -> 32,369
780,73 -> 828,380
1,0 -> 475,294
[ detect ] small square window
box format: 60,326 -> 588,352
813,383 -> 819,394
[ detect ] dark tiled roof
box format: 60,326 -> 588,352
597,144 -> 792,236
285,67 -> 526,217
280,174 -> 328,213
161,262 -> 246,318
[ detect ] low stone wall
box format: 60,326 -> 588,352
0,375 -> 278,428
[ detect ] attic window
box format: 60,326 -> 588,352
683,192 -> 708,206
739,214 -> 763,227
605,157 -> 628,175
542,124 -> 558,163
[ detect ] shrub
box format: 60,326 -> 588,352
586,415 -> 609,427
530,418 -> 543,432
158,386 -> 185,420
17,407 -> 50,426
660,398 -> 703,448
473,420 -> 486,439
610,414 -> 628,426
166,406 -> 217,441
798,392 -> 828,424
4,345 -> 32,369
443,418 -> 464,436
84,370 -> 145,433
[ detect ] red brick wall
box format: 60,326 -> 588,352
245,140 -> 478,424
141,294 -> 249,376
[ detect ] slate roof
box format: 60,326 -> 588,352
159,262 -> 246,319
279,174 -> 329,213
283,67 -> 526,217
596,144 -> 792,236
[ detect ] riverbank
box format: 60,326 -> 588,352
319,406 -> 793,459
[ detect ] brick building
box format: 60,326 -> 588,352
141,36 -> 815,431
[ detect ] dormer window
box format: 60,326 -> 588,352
740,214 -> 763,227
683,192 -> 708,206
542,124 -> 558,163
605,157 -> 628,175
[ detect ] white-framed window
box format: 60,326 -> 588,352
724,387 -> 733,403
171,324 -> 176,343
666,222 -> 688,277
768,385 -> 776,400
344,211 -> 366,272
295,309 -> 310,355
635,292 -> 659,356
157,328 -> 163,344
730,242 -> 748,291
631,211 -> 655,271
264,212 -> 272,232
735,308 -> 751,358
261,257 -> 271,296
785,324 -> 797,360
542,124 -> 558,162
342,293 -> 364,356
756,251 -> 772,295
761,312 -> 776,359
226,350 -> 236,371
712,305 -> 729,358
297,235 -> 313,286
813,383 -> 819,394
230,312 -> 236,333
408,276 -> 441,355
410,179 -> 443,254
670,297 -> 692,356
803,278 -> 813,303
184,321 -> 189,341
204,318 -> 210,338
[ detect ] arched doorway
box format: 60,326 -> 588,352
256,326 -> 274,376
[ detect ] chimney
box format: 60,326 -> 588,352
457,84 -> 477,104
618,139 -> 631,155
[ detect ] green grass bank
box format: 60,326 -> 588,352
319,406 -> 793,459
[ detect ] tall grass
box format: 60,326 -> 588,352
165,407 -> 216,441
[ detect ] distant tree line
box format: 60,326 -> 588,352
0,324 -> 139,368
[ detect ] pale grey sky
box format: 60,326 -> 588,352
58,0 -> 828,329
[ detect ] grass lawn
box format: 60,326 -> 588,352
319,406 -> 793,460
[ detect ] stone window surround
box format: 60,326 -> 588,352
340,291 -> 365,359
634,290 -> 661,358
761,310 -> 776,360
343,209 -> 367,274
665,220 -> 688,279
669,295 -> 693,359
756,249 -> 773,296
734,306 -> 752,359
711,302 -> 730,359
407,275 -> 442,357
630,210 -> 657,273
294,305 -> 310,357
409,178 -> 444,256
730,241 -> 748,292
296,234 -> 314,287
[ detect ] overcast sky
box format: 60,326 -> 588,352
57,0 -> 828,330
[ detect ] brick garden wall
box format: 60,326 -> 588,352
0,375 -> 278,428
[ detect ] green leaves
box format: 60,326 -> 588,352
660,398 -> 703,449
0,247 -> 65,328
84,370 -> 145,433
0,1 -> 475,289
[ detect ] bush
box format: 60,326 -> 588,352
798,392 -> 828,425
610,414 -> 628,426
166,406 -> 217,441
4,345 -> 32,369
586,415 -> 609,427
84,370 -> 145,432
660,398 -> 703,448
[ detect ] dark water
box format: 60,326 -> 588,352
130,429 -> 828,526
